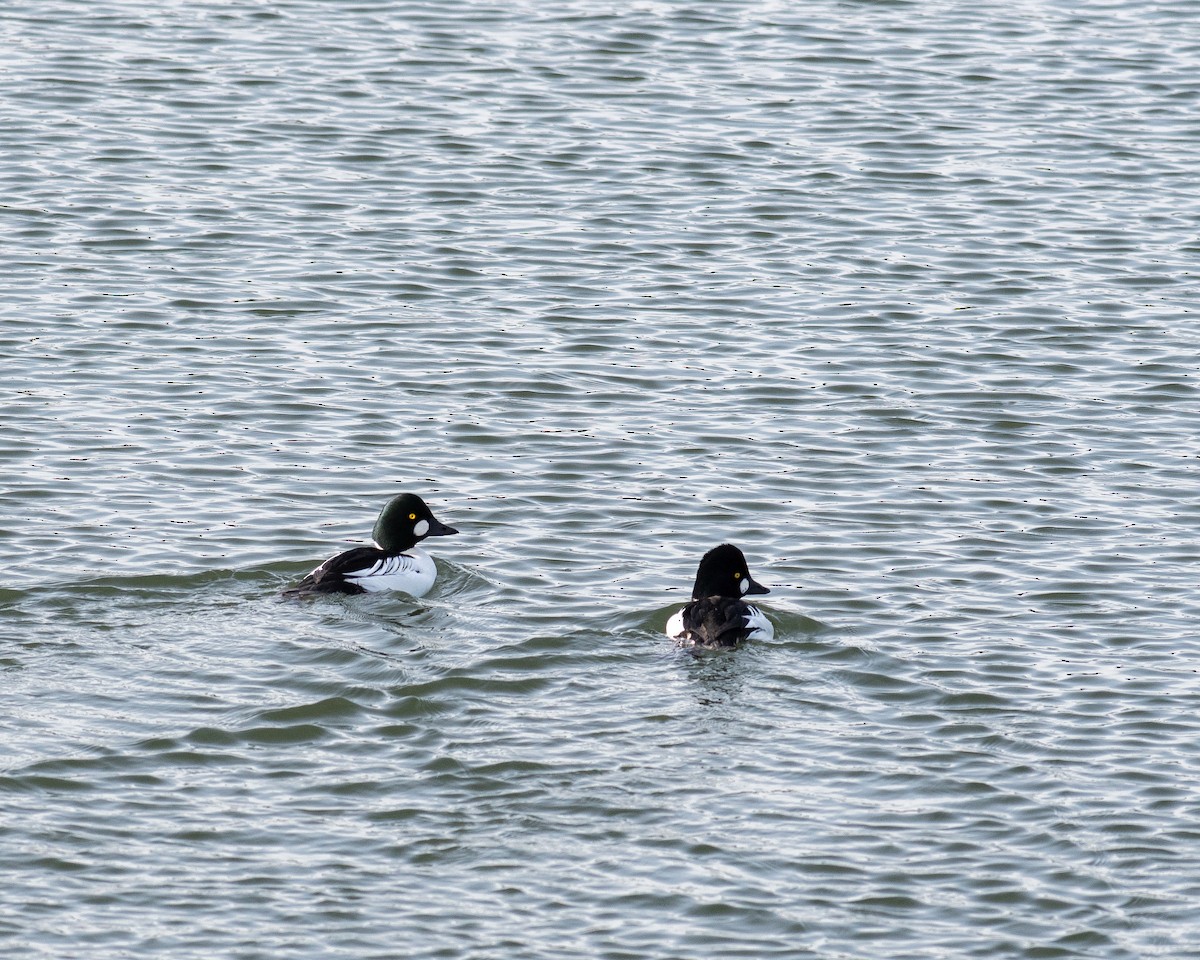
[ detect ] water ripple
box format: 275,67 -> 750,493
5,0 -> 1200,957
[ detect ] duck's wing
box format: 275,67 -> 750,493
284,546 -> 382,596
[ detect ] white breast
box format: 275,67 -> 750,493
345,548 -> 438,597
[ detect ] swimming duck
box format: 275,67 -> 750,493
665,543 -> 773,647
285,493 -> 458,598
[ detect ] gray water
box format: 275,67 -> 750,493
4,1 -> 1200,957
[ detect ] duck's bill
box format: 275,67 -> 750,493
428,518 -> 459,536
747,579 -> 770,596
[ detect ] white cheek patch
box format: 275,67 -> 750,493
739,578 -> 750,595
413,519 -> 429,537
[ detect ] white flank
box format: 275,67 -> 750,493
665,608 -> 685,639
743,605 -> 774,641
346,548 -> 438,597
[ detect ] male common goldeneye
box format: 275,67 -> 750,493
284,493 -> 458,598
666,543 -> 773,648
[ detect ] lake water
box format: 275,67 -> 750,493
4,1 -> 1200,956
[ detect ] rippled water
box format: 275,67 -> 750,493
4,1 -> 1200,956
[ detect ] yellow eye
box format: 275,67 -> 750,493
408,513 -> 417,520
734,572 -> 742,579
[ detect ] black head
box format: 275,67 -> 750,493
372,493 -> 458,552
691,543 -> 770,600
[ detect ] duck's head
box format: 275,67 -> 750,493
372,493 -> 459,552
691,543 -> 769,600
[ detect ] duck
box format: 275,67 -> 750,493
665,543 -> 773,648
284,493 -> 458,598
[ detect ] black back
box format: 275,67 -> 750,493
678,596 -> 760,648
282,546 -> 382,596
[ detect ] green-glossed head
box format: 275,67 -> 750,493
372,493 -> 459,552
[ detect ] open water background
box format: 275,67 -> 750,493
4,1 -> 1200,957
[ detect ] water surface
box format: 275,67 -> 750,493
4,1 -> 1200,957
